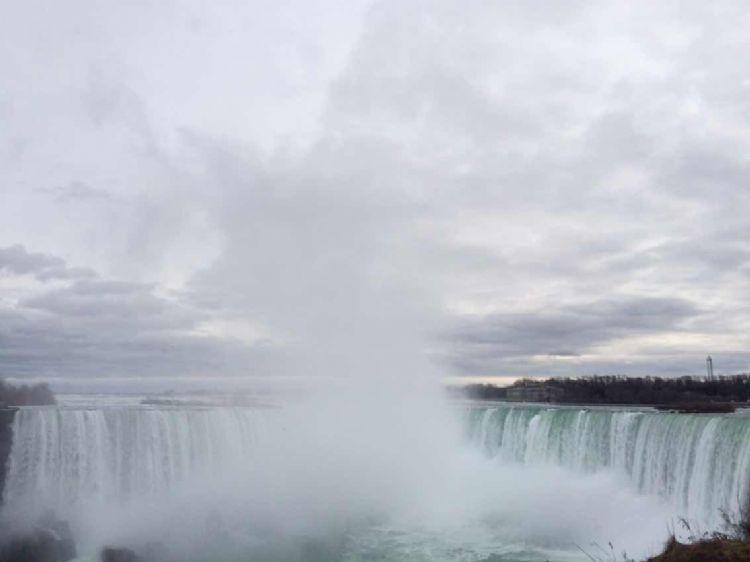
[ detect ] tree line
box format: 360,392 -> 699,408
453,374 -> 750,405
0,379 -> 56,406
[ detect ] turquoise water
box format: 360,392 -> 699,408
466,403 -> 750,529
4,400 -> 750,561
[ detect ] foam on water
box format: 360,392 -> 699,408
3,400 -> 749,561
467,404 -> 750,530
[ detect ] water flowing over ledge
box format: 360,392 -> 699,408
467,404 -> 750,529
4,402 -> 750,561
3,406 -> 267,510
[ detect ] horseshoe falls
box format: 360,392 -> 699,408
466,404 -> 750,530
3,401 -> 750,561
3,406 -> 267,511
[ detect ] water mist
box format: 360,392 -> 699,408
1,234 -> 746,561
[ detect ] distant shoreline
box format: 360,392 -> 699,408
454,397 -> 743,413
450,374 -> 750,413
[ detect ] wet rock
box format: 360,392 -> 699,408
101,546 -> 140,562
140,541 -> 169,562
0,516 -> 76,562
100,542 -> 170,562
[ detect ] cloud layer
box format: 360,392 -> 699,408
1,0 -> 749,384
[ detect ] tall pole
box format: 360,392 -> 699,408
706,355 -> 714,381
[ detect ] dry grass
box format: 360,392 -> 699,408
647,504 -> 750,562
646,535 -> 750,562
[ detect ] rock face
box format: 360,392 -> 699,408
100,542 -> 169,562
0,408 -> 17,503
0,517 -> 76,562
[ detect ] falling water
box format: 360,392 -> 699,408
3,406 -> 266,511
467,404 -> 750,530
4,402 -> 750,560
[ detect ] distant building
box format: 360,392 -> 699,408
706,355 -> 714,380
506,381 -> 564,403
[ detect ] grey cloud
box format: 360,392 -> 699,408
444,296 -> 703,372
0,242 -> 279,379
3,0 -> 750,382
0,245 -> 96,282
652,233 -> 750,276
21,281 -> 179,327
547,351 -> 580,358
0,273 -> 279,379
184,0 -> 750,379
0,305 -> 275,379
0,245 -> 64,275
38,181 -> 113,203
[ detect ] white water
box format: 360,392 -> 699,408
467,404 -> 750,530
3,401 -> 749,561
3,406 -> 266,510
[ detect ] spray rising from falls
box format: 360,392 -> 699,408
8,404 -> 750,526
468,404 -> 750,529
4,402 -> 750,561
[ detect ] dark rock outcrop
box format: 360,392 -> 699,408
100,542 -> 169,562
101,546 -> 140,562
0,516 -> 76,562
0,408 -> 17,503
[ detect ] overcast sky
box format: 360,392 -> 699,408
2,0 -> 749,387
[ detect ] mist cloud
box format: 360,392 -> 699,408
1,0 -> 749,382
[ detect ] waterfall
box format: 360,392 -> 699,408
467,404 -> 750,529
6,403 -> 750,539
3,406 -> 267,511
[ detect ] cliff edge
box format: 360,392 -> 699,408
647,536 -> 750,562
0,408 -> 16,503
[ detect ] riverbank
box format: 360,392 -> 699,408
451,375 -> 750,412
653,402 -> 736,413
647,536 -> 750,561
647,502 -> 750,562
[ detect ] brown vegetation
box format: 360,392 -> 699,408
452,374 -> 750,407
0,379 -> 55,406
647,506 -> 750,562
647,536 -> 750,562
